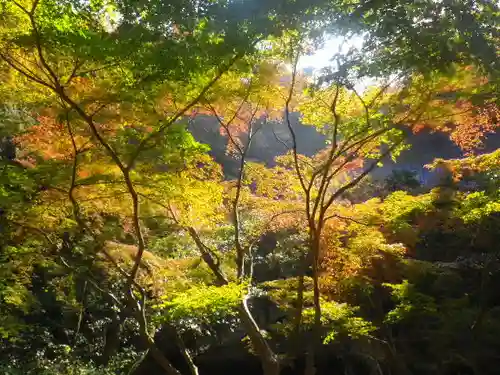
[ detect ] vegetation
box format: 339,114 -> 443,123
0,0 -> 498,374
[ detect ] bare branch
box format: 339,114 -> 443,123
284,49 -> 308,195
272,127 -> 290,150
324,213 -> 374,226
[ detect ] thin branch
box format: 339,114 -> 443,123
11,0 -> 30,14
351,85 -> 371,126
7,220 -> 54,245
127,52 -> 244,170
58,254 -> 124,308
322,140 -> 403,213
284,49 -> 308,195
171,326 -> 199,375
72,280 -> 88,347
126,349 -> 150,375
186,226 -> 228,285
206,78 -> 253,137
0,51 -> 54,89
316,127 -> 391,209
330,84 -> 341,150
272,127 -> 290,150
323,213 -> 374,226
63,109 -> 138,289
76,192 -> 130,203
23,2 -> 59,86
207,103 -> 244,155
309,84 -> 342,222
72,62 -> 121,79
247,209 -> 303,249
65,110 -> 84,226
320,99 -> 429,218
137,192 -> 228,284
89,102 -> 111,118
367,76 -> 401,108
65,58 -> 84,85
231,99 -> 262,280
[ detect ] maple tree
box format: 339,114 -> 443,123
0,1 -> 307,374
0,0 -> 499,375
269,30 -> 499,372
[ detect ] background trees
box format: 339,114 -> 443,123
0,0 -> 499,374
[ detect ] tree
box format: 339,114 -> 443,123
0,1 -> 317,374
329,0 -> 500,79
152,59 -> 301,375
384,169 -> 421,193
1,1 -> 499,374
279,30 -> 498,372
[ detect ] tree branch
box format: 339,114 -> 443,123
127,52 -> 244,170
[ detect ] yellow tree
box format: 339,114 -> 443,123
280,41 -> 498,374
139,59 -> 303,375
0,0 -> 293,373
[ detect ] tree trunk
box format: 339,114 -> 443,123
148,344 -> 183,375
305,233 -> 322,375
239,295 -> 281,375
172,327 -> 199,375
134,302 -> 182,375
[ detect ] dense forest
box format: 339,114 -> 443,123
0,0 -> 499,374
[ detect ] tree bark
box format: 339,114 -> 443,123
239,294 -> 281,375
304,233 -> 322,375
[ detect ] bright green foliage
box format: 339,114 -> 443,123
384,280 -> 438,324
156,282 -> 247,324
313,301 -> 375,343
457,191 -> 500,222
380,191 -> 434,227
263,278 -> 375,345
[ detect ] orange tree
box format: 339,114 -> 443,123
277,32 -> 499,373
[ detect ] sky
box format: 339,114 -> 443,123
297,35 -> 365,72
297,34 -> 370,92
